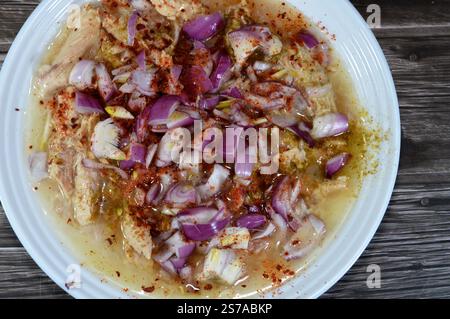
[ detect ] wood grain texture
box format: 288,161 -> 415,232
1,0 -> 450,299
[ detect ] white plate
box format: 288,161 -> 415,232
0,0 -> 400,298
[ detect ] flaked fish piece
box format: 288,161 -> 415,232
36,6 -> 101,98
73,155 -> 100,225
150,0 -> 204,21
121,213 -> 153,259
47,87 -> 100,222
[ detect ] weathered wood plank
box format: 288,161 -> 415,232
0,248 -> 69,299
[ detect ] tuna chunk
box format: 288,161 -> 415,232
47,88 -> 100,225
73,155 -> 100,225
36,6 -> 101,98
150,0 -> 204,21
121,213 -> 153,259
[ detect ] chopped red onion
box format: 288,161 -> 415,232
221,87 -> 243,99
119,160 -> 135,170
145,144 -> 158,168
183,65 -> 213,97
136,50 -> 146,69
311,113 -> 349,139
295,31 -> 320,48
149,95 -> 180,127
228,26 -> 282,65
289,122 -> 316,148
236,214 -> 267,229
252,222 -> 276,240
130,142 -> 146,164
210,51 -> 232,92
82,158 -> 129,179
165,183 -> 199,208
127,11 -> 139,46
197,164 -> 230,199
69,60 -> 96,90
177,207 -> 219,224
167,111 -> 194,129
128,93 -> 147,112
146,183 -> 162,204
119,82 -> 136,94
181,216 -> 230,241
131,69 -> 157,96
171,65 -> 183,82
74,91 -> 104,114
95,63 -> 115,101
271,176 -> 302,229
183,12 -> 225,41
199,95 -> 220,110
28,152 -> 49,183
283,214 -> 326,261
326,153 -> 350,178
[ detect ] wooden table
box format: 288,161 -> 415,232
1,0 -> 449,299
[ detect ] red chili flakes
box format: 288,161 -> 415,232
15,108 -> 20,112
204,284 -> 213,290
142,286 -> 155,293
115,271 -> 121,277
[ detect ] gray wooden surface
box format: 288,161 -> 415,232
1,0 -> 450,299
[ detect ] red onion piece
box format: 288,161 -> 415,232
170,256 -> 188,270
283,214 -> 326,261
135,104 -> 151,142
235,142 -> 254,178
236,214 -> 267,229
326,153 -> 350,178
74,91 -> 104,114
28,152 -> 49,183
95,63 -> 115,101
221,87 -> 243,99
197,164 -> 230,199
311,113 -> 349,139
171,65 -> 183,82
177,207 -> 219,224
183,65 -> 213,98
127,11 -> 139,46
183,12 -> 225,41
136,50 -> 146,69
295,31 -> 320,48
199,95 -> 220,110
119,160 -> 135,170
165,183 -> 198,207
82,158 -> 128,179
145,144 -> 158,168
69,60 -> 96,90
181,217 -> 230,241
119,83 -> 136,94
267,112 -> 298,128
149,95 -> 180,127
253,222 -> 276,240
210,51 -> 232,92
131,69 -> 157,96
146,183 -> 161,204
166,111 -> 194,129
130,142 -> 146,164
271,176 -> 302,229
228,26 -> 282,65
128,93 -> 147,112
289,122 -> 316,147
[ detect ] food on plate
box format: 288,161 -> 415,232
26,0 -> 375,297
